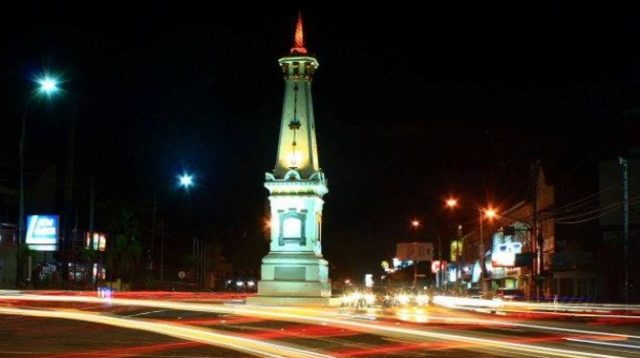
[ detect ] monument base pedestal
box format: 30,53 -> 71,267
248,252 -> 333,306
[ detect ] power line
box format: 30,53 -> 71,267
556,197 -> 640,224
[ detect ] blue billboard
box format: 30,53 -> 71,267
26,215 -> 59,251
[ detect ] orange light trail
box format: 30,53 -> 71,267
0,306 -> 334,358
1,294 -> 636,357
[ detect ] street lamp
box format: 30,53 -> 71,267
409,219 -> 444,290
485,208 -> 497,220
443,196 -> 499,296
478,206 -> 497,296
178,173 -> 194,189
155,171 -> 195,280
18,74 -> 61,285
37,76 -> 59,95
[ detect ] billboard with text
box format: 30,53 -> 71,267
26,215 -> 59,251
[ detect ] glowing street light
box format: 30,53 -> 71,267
411,219 -> 420,228
178,173 -> 194,188
484,208 -> 497,220
37,76 -> 59,95
18,73 -> 63,284
440,195 -> 500,297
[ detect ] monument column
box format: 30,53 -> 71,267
248,13 -> 332,306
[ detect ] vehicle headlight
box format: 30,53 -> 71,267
415,294 -> 429,306
365,294 -> 376,305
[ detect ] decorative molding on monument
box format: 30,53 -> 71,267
264,170 -> 328,196
278,56 -> 319,81
265,170 -> 326,182
261,252 -> 328,264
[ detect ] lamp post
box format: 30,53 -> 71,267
410,219 -> 443,290
444,197 -> 497,297
478,207 -> 496,296
18,76 -> 60,285
156,172 -> 194,281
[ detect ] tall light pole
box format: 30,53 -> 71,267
410,220 -> 421,289
479,207 -> 497,296
18,76 -> 60,284
156,172 -> 195,281
445,197 -> 497,296
619,157 -> 629,304
410,219 -> 443,290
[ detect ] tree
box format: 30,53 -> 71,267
79,247 -> 98,289
104,206 -> 143,288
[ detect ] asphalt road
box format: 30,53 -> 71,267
0,291 -> 638,357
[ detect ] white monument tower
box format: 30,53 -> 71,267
248,13 -> 331,306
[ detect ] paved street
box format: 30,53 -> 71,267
1,291 -> 639,357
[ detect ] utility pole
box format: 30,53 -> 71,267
529,160 -> 545,302
532,161 -> 540,302
619,157 -> 629,304
150,191 -> 157,274
18,102 -> 30,286
89,177 -> 95,232
479,211 -> 485,296
159,216 -> 165,281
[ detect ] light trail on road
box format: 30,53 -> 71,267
432,295 -> 640,320
0,306 -> 334,358
1,293 -> 638,357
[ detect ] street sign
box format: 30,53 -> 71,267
431,260 -> 447,273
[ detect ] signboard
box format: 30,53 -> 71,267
491,241 -> 523,267
86,232 -> 107,252
450,240 -> 463,262
448,267 -> 457,282
25,215 -> 59,251
431,260 -> 447,273
491,222 -> 529,267
396,242 -> 433,262
471,261 -> 481,283
365,274 -> 373,288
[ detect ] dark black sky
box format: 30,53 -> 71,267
2,2 -> 639,279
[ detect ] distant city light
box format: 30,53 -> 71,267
446,198 -> 458,208
411,219 -> 420,228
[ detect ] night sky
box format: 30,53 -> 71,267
2,2 -> 639,279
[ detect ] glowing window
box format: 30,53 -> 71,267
283,217 -> 302,238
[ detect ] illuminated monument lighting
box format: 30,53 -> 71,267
247,13 -> 331,306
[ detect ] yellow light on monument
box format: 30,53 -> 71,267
288,151 -> 301,168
